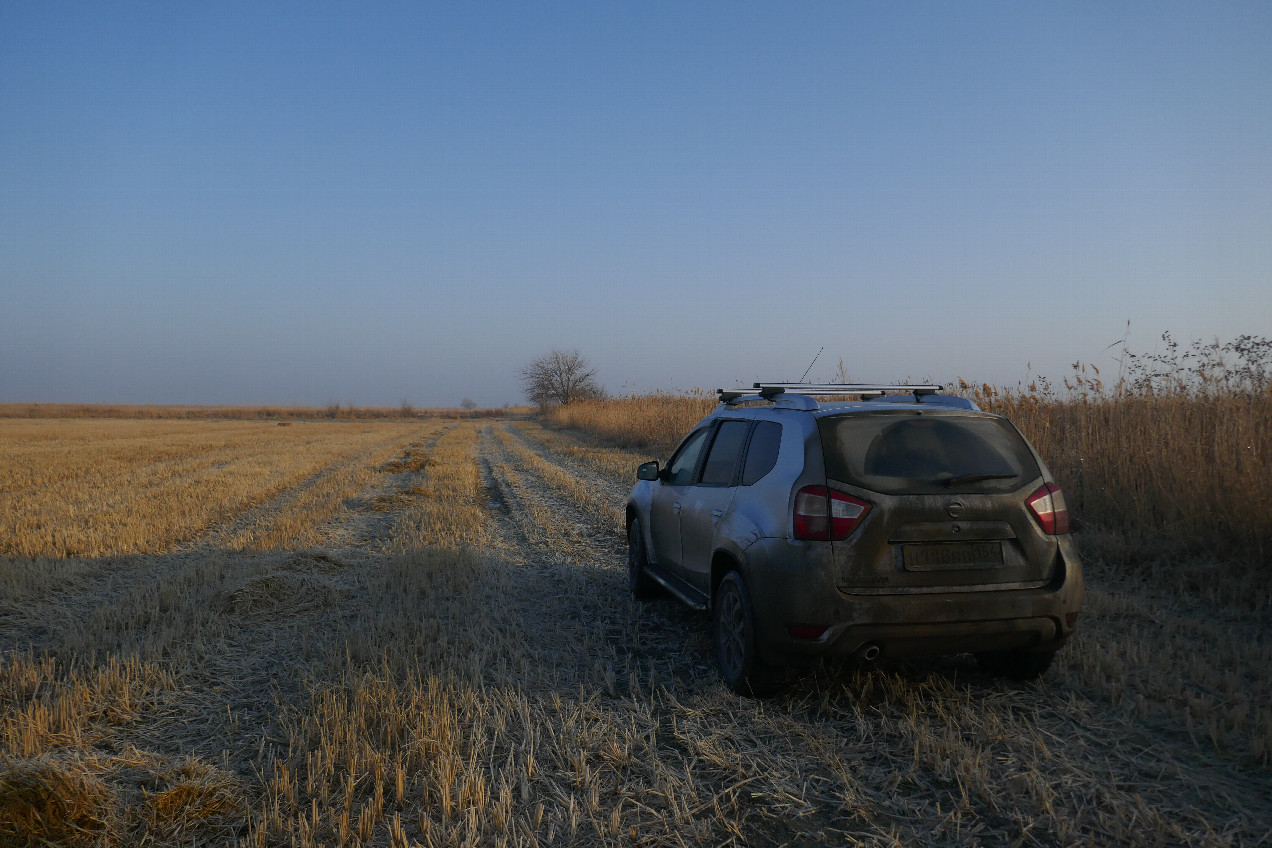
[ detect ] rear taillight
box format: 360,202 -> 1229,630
1027,482 -> 1070,535
793,485 -> 871,540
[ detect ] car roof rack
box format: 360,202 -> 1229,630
719,383 -> 941,403
761,382 -> 941,398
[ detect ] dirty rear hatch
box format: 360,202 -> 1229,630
816,409 -> 1058,594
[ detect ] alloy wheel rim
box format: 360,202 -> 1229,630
718,588 -> 745,675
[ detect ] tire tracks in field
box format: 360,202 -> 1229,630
329,423 -> 454,556
474,421 -> 716,691
472,423 -> 631,691
499,420 -> 639,527
498,422 -> 626,542
182,434 -> 414,554
476,423 -> 603,567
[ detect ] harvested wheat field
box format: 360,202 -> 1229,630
2,412 -> 1270,847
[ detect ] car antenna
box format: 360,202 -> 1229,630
798,347 -> 823,383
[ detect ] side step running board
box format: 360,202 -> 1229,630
645,563 -> 709,611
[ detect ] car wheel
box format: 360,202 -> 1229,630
976,649 -> 1056,680
627,518 -> 662,599
713,571 -> 780,697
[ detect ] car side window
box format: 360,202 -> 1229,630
699,420 -> 751,486
741,421 -> 782,485
665,427 -> 710,485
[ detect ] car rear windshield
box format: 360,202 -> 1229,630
817,411 -> 1042,495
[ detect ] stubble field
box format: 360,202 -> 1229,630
1,413 -> 1270,847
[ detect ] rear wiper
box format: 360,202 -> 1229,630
941,473 -> 1016,487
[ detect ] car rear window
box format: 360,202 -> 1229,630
817,411 -> 1041,495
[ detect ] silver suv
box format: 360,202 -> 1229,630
625,384 -> 1083,696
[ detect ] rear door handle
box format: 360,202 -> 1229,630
673,502 -> 682,515
711,509 -> 724,524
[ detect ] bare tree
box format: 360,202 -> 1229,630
519,349 -> 604,407
460,398 -> 478,410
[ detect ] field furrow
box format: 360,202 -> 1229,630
504,418 -> 649,501
482,424 -> 618,565
495,420 -> 637,535
379,422 -> 497,554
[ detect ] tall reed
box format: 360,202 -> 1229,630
542,337 -> 1272,564
543,391 -> 715,457
966,382 -> 1270,562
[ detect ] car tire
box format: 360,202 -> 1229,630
714,571 -> 781,697
976,649 -> 1056,680
627,518 -> 662,599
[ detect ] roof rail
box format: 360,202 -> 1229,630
754,382 -> 941,398
715,383 -> 946,409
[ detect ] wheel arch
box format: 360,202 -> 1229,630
710,549 -> 743,609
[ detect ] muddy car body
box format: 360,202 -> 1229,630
625,384 -> 1083,695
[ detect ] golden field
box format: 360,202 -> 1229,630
2,392 -> 1270,846
0,419 -> 433,559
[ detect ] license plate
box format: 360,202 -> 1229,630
902,541 -> 1004,571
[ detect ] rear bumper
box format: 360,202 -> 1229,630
817,615 -> 1066,659
743,535 -> 1083,662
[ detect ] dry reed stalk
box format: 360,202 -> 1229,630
971,388 -> 1272,563
543,393 -> 715,458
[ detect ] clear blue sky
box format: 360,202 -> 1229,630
3,2 -> 1270,407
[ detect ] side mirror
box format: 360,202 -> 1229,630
636,460 -> 661,482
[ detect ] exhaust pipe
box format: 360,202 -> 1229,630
854,642 -> 882,663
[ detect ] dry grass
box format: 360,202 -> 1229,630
381,423 -> 496,553
506,420 -> 650,485
1057,559 -> 1272,764
965,384 -> 1271,566
0,419 -> 429,558
491,423 -> 627,535
2,407 -> 1271,846
0,652 -> 244,846
216,424 -> 450,553
544,392 -> 716,458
